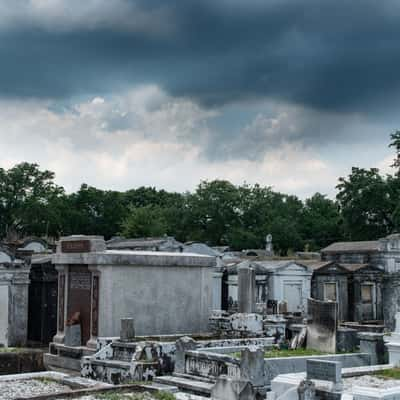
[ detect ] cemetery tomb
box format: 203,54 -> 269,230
46,235 -> 216,371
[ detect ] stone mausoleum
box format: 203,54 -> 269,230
52,235 -> 216,349
0,249 -> 30,347
322,233 -> 400,328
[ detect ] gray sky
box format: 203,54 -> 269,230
0,0 -> 398,197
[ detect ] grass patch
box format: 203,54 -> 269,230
373,368 -> 400,380
34,377 -> 57,385
0,347 -> 27,353
98,391 -> 175,400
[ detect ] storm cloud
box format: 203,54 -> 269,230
0,1 -> 398,196
1,0 -> 400,113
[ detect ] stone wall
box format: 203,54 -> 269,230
0,263 -> 30,346
97,263 -> 214,336
0,349 -> 44,375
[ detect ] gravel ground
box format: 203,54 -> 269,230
0,379 -> 71,400
344,376 -> 400,391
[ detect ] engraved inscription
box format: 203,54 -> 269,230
61,240 -> 91,253
70,272 -> 91,290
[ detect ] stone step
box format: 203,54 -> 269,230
173,372 -> 216,384
91,359 -> 131,370
154,375 -> 213,396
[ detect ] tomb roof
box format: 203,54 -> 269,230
321,240 -> 381,253
339,263 -> 382,272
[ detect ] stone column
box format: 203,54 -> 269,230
53,264 -> 68,344
212,271 -> 223,310
238,262 -> 256,313
88,266 -> 101,349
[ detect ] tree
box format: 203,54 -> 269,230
336,167 -> 393,240
186,180 -> 241,245
67,184 -> 128,239
0,162 -> 64,239
390,130 -> 400,176
120,205 -> 168,238
301,193 -> 342,250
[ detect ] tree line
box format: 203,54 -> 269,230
1,133 -> 399,255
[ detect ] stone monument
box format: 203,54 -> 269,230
307,298 -> 337,353
265,234 -> 274,256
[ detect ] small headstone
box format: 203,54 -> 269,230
120,318 -> 135,342
278,301 -> 287,314
64,324 -> 81,347
306,359 -> 342,390
211,375 -> 256,400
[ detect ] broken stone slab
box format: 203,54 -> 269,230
174,336 -> 197,374
240,345 -> 265,387
211,375 -> 257,400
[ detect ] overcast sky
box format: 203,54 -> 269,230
0,0 -> 399,198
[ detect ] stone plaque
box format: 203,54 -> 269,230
61,240 -> 91,253
70,272 -> 91,290
307,359 -> 342,384
307,298 -> 337,353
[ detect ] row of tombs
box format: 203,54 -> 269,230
3,235 -> 400,399
3,234 -> 400,349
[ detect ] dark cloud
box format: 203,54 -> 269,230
1,0 -> 400,115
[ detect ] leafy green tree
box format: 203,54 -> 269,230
301,193 -> 342,250
120,205 -> 168,238
67,184 -> 128,239
186,180 -> 241,245
0,162 -> 64,238
390,130 -> 400,176
336,167 -> 393,240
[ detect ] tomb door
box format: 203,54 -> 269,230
67,265 -> 92,345
361,283 -> 375,320
221,269 -> 229,311
283,282 -> 302,312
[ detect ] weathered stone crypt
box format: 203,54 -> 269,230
46,235 -> 216,370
